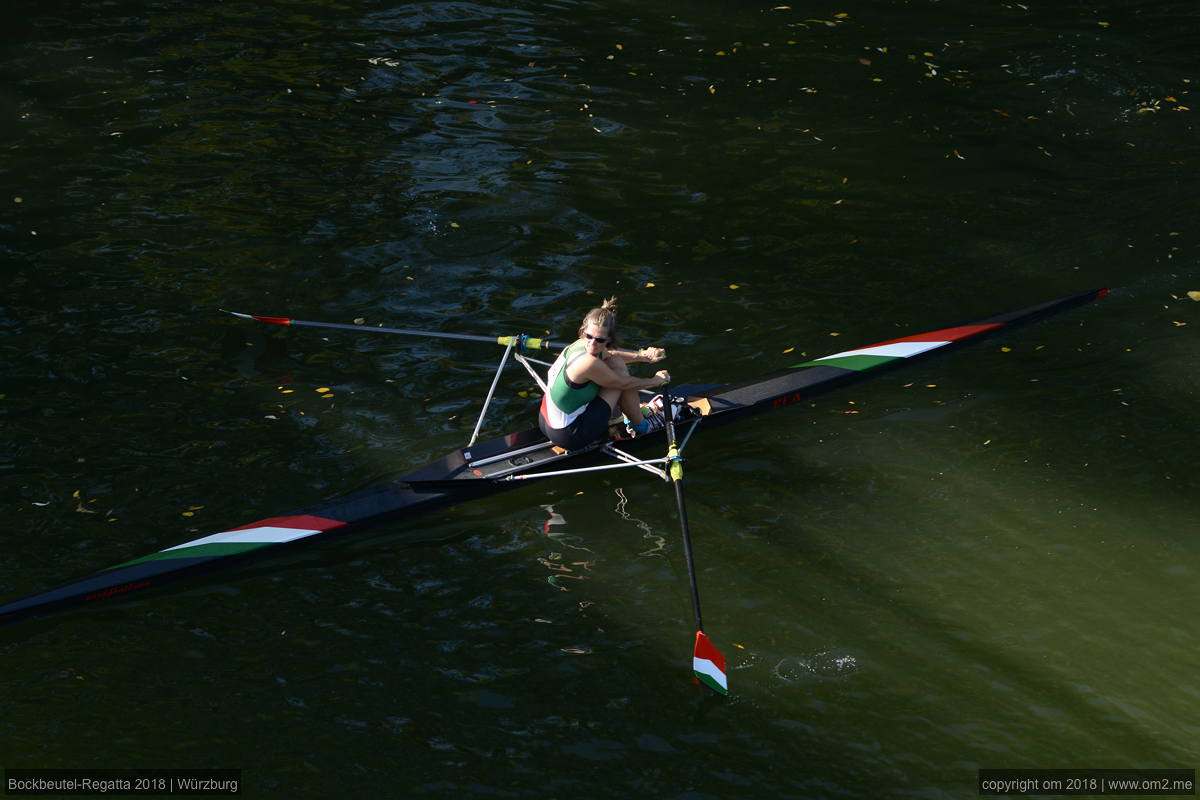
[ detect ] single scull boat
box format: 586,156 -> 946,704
0,288 -> 1106,627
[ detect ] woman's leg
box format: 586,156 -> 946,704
602,355 -> 645,425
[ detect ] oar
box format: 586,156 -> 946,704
221,309 -> 563,352
661,387 -> 729,696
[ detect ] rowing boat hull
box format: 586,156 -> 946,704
0,288 -> 1107,626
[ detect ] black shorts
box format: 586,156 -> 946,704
539,396 -> 612,451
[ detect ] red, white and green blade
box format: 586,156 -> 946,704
693,631 -> 728,695
792,324 -> 1003,371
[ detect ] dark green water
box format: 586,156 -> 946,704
3,0 -> 1198,797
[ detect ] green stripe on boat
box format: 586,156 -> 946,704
792,353 -> 903,371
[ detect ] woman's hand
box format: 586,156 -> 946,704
640,347 -> 666,363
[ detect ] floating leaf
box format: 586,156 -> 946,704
728,283 -> 740,289
316,387 -> 330,393
353,317 -> 366,325
783,347 -> 795,354
1172,320 -> 1188,327
1001,346 -> 1012,352
1187,291 -> 1200,302
644,281 -> 656,288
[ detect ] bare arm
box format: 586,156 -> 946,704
605,346 -> 666,364
571,355 -> 668,391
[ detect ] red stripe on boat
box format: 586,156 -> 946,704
871,323 -> 1003,347
229,514 -> 345,532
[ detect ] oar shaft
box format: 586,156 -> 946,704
673,478 -> 704,632
222,310 -> 562,351
663,388 -> 705,633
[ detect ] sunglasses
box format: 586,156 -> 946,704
583,332 -> 609,344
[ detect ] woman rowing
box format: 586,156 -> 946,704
538,297 -> 669,451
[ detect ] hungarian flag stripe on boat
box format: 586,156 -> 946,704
693,631 -> 728,695
113,515 -> 346,568
793,324 -> 1003,372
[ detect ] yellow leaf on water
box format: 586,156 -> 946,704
645,282 -> 656,288
353,317 -> 365,325
1187,291 -> 1200,301
783,347 -> 795,354
829,332 -> 841,336
925,384 -> 937,388
1098,20 -> 1111,27
316,387 -> 330,393
1171,320 -> 1188,327
733,642 -> 746,649
728,284 -> 740,289
182,511 -> 194,517
708,85 -> 717,94
1001,346 -> 1012,352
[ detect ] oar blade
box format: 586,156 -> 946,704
692,631 -> 728,695
221,309 -> 291,326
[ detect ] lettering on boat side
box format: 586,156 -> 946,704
772,392 -> 803,408
85,581 -> 152,602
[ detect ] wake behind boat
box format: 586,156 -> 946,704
0,289 -> 1107,631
